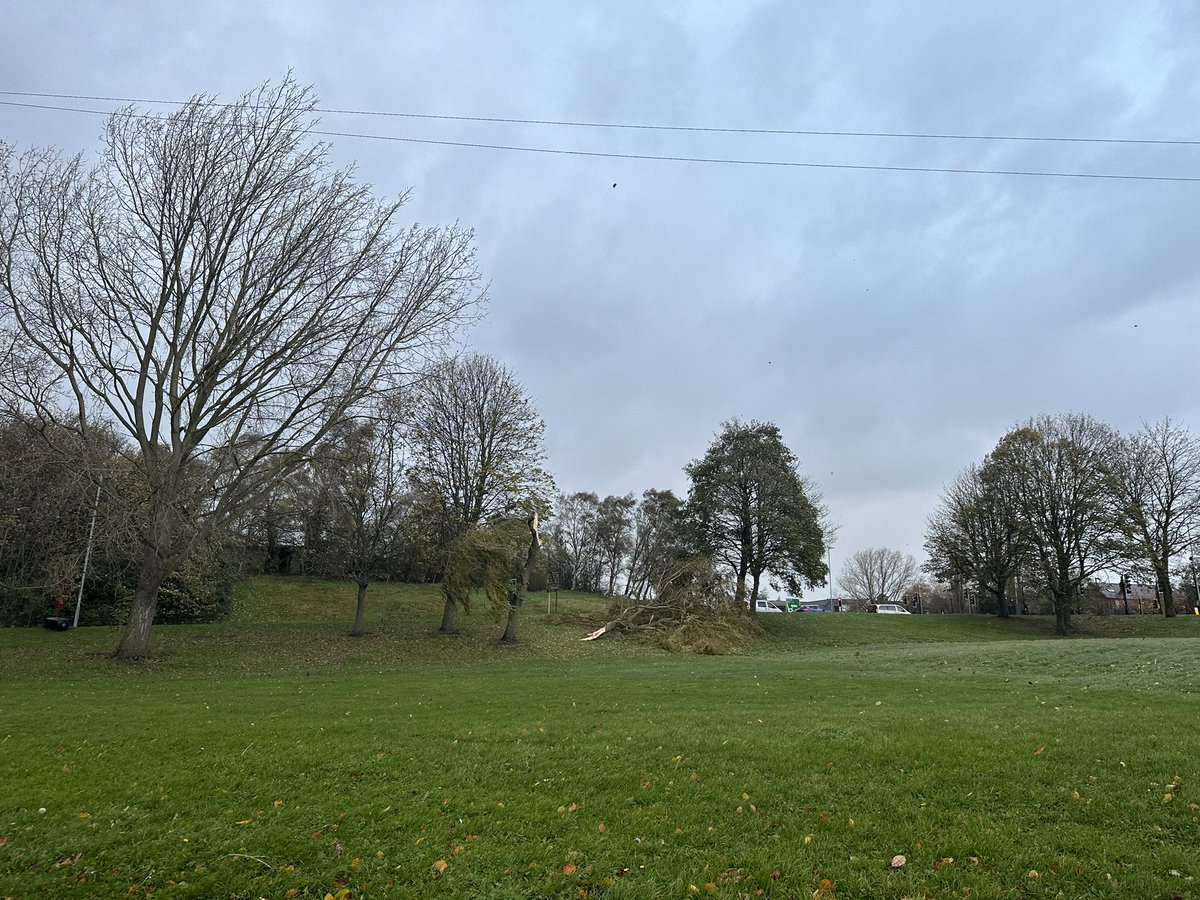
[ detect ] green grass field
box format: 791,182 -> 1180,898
2,579 -> 1198,898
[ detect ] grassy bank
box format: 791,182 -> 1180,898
1,578 -> 1198,898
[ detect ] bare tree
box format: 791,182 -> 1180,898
988,413 -> 1121,636
0,79 -> 482,658
1113,418 -> 1200,618
549,491 -> 602,592
595,494 -> 635,596
623,488 -> 684,600
924,458 -> 1028,617
838,547 -> 919,609
403,352 -> 551,632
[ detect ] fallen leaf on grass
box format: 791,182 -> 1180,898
1033,747 -> 1045,756
597,823 -> 606,833
934,857 -> 955,870
431,859 -> 448,878
54,852 -> 82,868
890,855 -> 906,868
562,863 -> 577,875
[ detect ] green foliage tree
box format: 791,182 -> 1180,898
0,79 -> 481,658
685,419 -> 827,607
305,413 -> 412,635
440,509 -> 542,643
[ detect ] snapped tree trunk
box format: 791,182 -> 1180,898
500,511 -> 541,644
114,549 -> 169,660
351,581 -> 368,635
500,591 -> 523,644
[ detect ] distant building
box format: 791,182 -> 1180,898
1096,581 -> 1158,613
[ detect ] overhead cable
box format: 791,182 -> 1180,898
2,99 -> 1197,184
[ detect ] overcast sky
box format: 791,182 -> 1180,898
3,2 -> 1198,587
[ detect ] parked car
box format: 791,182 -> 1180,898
750,598 -> 786,613
874,603 -> 911,615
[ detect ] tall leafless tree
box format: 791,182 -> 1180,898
623,488 -> 684,600
1113,418 -> 1200,618
594,494 -> 635,596
838,547 -> 919,609
403,352 -> 551,631
924,458 -> 1029,617
549,491 -> 602,592
988,413 -> 1121,636
0,79 -> 482,658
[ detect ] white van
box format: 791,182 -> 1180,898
752,598 -> 786,613
874,603 -> 910,615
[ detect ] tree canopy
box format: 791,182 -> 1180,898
0,78 -> 483,657
684,419 -> 826,607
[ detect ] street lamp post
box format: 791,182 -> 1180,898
1191,555 -> 1200,616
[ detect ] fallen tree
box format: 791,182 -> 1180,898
581,557 -> 761,655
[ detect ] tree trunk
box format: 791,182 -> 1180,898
439,596 -> 457,633
500,591 -> 523,643
994,584 -> 1009,618
113,549 -> 168,659
500,511 -> 541,644
351,581 -> 368,635
1158,567 -> 1176,617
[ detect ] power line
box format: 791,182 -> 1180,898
2,99 -> 1198,184
2,88 -> 1197,147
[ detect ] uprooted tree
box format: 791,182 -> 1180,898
0,78 -> 482,658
